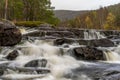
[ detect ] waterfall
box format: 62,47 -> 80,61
104,45 -> 120,62
104,51 -> 120,61
84,29 -> 105,40
1,28 -> 120,80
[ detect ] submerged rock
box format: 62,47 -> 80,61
73,47 -> 106,60
24,59 -> 47,67
6,50 -> 19,60
0,20 -> 22,46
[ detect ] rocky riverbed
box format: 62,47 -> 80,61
1,24 -> 120,80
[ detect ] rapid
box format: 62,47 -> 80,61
1,28 -> 120,80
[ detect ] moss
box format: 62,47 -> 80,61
15,21 -> 45,27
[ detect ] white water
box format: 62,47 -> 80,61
19,27 -> 38,35
1,29 -> 120,80
0,40 -> 92,80
84,30 -> 105,40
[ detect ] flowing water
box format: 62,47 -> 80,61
84,29 -> 105,40
1,28 -> 120,80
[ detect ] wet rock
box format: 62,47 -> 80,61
23,31 -> 45,37
8,66 -> 51,74
46,31 -> 75,38
78,38 -> 114,47
100,30 -> 120,37
73,47 -> 106,60
24,59 -> 47,67
0,69 -> 4,76
0,20 -> 22,46
54,38 -> 75,45
6,50 -> 19,60
68,29 -> 84,38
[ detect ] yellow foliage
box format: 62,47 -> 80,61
85,16 -> 93,29
103,12 -> 115,30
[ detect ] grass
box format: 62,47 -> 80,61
15,21 -> 45,27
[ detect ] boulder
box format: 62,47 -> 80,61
24,59 -> 47,67
73,47 -> 106,60
6,50 -> 19,60
78,38 -> 114,47
0,20 -> 22,46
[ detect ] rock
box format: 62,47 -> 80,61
0,20 -> 22,46
78,38 -> 114,47
24,59 -> 47,67
23,31 -> 45,37
68,29 -> 84,38
73,47 -> 106,60
6,50 -> 19,60
0,69 -> 4,76
46,31 -> 75,38
100,30 -> 120,37
54,38 -> 75,45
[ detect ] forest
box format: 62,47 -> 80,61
59,3 -> 120,30
0,0 -> 59,25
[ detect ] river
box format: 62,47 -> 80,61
0,27 -> 120,80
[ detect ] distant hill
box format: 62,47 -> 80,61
107,3 -> 120,15
54,10 -> 88,22
54,3 -> 120,23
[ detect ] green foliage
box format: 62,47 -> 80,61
0,0 -> 60,26
15,21 -> 44,27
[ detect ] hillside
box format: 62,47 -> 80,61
54,10 -> 88,21
108,3 -> 120,14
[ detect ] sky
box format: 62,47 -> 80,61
51,0 -> 120,10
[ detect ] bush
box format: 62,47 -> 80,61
15,21 -> 45,27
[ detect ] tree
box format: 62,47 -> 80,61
0,0 -> 60,25
5,0 -> 8,19
85,16 -> 93,29
104,12 -> 115,30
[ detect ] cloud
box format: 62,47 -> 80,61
51,0 -> 120,10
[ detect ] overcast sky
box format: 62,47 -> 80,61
51,0 -> 120,10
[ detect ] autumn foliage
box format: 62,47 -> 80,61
60,6 -> 120,30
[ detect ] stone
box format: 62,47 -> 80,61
24,59 -> 47,67
6,50 -> 19,60
73,47 -> 106,60
54,38 -> 75,45
0,20 -> 22,46
0,69 -> 4,76
45,31 -> 75,38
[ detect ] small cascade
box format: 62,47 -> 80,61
84,29 -> 105,40
104,51 -> 120,61
19,27 -> 38,35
